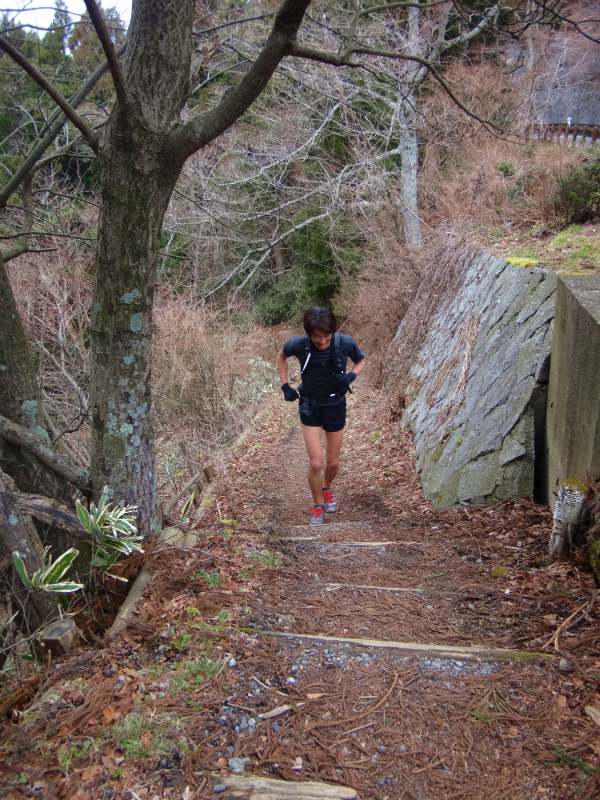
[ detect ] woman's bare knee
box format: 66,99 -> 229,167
309,457 -> 323,472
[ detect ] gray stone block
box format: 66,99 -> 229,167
398,251 -> 557,509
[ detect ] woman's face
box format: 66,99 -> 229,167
310,329 -> 333,350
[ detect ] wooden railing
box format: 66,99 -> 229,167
535,123 -> 600,144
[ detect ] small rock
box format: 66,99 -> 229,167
213,785 -> 227,794
229,658 -> 237,668
468,604 -> 475,610
400,744 -> 406,753
272,722 -> 282,733
239,717 -> 248,731
286,677 -> 296,683
559,658 -> 571,672
228,757 -> 249,774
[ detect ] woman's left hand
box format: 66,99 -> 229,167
335,371 -> 356,393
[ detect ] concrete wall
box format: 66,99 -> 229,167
546,276 -> 600,511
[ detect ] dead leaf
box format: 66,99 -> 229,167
181,786 -> 192,800
81,764 -> 102,781
306,693 -> 324,699
101,750 -> 115,766
292,756 -> 303,771
141,732 -> 153,748
60,686 -> 84,704
585,705 -> 600,727
103,705 -> 118,723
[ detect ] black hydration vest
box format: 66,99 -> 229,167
300,331 -> 347,378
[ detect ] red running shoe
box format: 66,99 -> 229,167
309,505 -> 325,525
322,488 -> 338,513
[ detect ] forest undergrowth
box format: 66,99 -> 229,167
1,388 -> 599,799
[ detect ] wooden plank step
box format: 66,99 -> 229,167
206,774 -> 357,799
324,582 -> 425,593
278,539 -> 397,546
290,521 -> 372,533
258,630 -> 533,661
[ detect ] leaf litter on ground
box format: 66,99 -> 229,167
1,389 -> 600,799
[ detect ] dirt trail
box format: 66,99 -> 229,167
2,389 -> 600,800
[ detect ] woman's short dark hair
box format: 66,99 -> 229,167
303,307 -> 337,336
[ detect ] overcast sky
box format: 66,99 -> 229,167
3,1 -> 131,30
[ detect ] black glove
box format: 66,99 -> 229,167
281,383 -> 299,402
335,371 -> 357,394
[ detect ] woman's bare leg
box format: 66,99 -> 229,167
301,423 -> 324,504
324,428 -> 344,489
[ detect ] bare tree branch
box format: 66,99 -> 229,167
287,42 -> 504,132
362,1 -> 450,14
172,0 -> 313,159
0,34 -> 99,152
83,0 -> 128,106
2,173 -> 33,263
439,3 -> 500,52
0,413 -> 89,491
0,46 -> 123,207
9,492 -> 93,543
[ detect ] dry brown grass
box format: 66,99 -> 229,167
6,252 -> 282,502
419,61 -> 590,236
151,290 -> 281,485
381,222 -> 474,407
334,210 -> 422,383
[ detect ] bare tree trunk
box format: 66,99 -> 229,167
89,0 -> 196,537
0,488 -> 57,635
273,239 -> 286,280
90,145 -> 179,536
0,252 -> 71,501
398,97 -> 422,249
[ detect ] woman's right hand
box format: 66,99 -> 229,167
281,383 -> 299,402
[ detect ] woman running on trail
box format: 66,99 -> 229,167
276,307 -> 366,525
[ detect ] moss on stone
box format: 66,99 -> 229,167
490,567 -> 509,579
506,257 -> 539,267
586,539 -> 600,582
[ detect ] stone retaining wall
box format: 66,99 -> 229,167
398,251 -> 557,509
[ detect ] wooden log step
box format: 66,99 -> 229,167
324,582 -> 425,593
259,630 -> 533,661
277,538 -> 420,549
280,536 -> 402,548
206,774 -> 357,799
290,521 -> 372,533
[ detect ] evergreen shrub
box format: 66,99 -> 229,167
553,156 -> 600,225
254,275 -> 309,326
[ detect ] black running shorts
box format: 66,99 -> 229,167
300,402 -> 346,432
